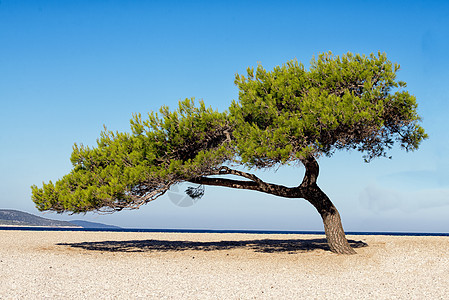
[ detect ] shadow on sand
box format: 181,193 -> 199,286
58,238 -> 367,254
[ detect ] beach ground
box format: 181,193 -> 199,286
1,230 -> 448,299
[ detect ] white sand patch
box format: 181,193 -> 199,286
1,230 -> 448,299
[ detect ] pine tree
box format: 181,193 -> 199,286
32,52 -> 427,254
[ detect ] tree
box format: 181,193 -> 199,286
32,52 -> 427,254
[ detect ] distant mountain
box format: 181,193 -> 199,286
0,209 -> 80,227
68,220 -> 121,229
0,209 -> 121,229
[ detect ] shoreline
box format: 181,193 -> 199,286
0,224 -> 82,228
1,230 -> 448,298
1,226 -> 448,236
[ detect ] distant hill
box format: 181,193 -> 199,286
0,209 -> 121,229
0,209 -> 79,227
68,220 -> 121,229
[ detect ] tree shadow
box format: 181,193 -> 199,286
58,238 -> 367,254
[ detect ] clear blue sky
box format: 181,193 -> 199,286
1,0 -> 448,232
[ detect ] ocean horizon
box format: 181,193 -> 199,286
1,226 -> 448,237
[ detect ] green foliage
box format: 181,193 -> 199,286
32,99 -> 232,213
231,52 -> 427,166
32,52 -> 427,213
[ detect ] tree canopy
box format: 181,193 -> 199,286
32,52 -> 426,254
32,100 -> 232,213
231,52 -> 425,166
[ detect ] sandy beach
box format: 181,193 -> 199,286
1,230 -> 448,299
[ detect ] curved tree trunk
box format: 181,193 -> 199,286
304,185 -> 356,254
300,157 -> 356,254
189,157 -> 356,254
322,208 -> 356,254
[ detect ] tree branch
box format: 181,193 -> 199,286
188,166 -> 305,199
300,156 -> 319,187
189,176 -> 260,191
212,166 -> 266,185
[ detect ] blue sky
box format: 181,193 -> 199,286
1,0 -> 448,232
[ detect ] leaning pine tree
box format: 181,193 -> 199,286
32,52 -> 427,254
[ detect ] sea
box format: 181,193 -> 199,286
0,226 -> 448,236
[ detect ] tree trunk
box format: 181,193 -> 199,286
190,161 -> 357,254
300,157 -> 356,254
305,185 -> 356,255
322,208 -> 356,254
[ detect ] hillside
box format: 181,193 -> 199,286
69,220 -> 121,229
0,209 -> 121,229
0,210 -> 79,227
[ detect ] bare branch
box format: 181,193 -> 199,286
189,174 -> 305,199
212,166 -> 266,185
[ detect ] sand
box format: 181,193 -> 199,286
0,230 -> 448,299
